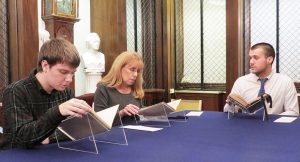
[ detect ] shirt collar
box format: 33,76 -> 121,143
28,68 -> 58,95
253,70 -> 274,82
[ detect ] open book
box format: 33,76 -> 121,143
138,99 -> 181,116
58,104 -> 119,141
228,93 -> 272,113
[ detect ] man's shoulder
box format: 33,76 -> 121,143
4,77 -> 31,92
272,73 -> 293,82
236,73 -> 255,82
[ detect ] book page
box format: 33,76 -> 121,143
58,105 -> 119,141
228,94 -> 249,108
121,125 -> 163,132
58,115 -> 103,141
186,111 -> 203,116
273,116 -> 297,123
167,99 -> 181,111
95,104 -> 119,129
138,102 -> 167,116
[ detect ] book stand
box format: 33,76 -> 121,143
92,111 -> 128,146
228,95 -> 272,121
136,104 -> 172,127
56,111 -> 128,154
56,113 -> 99,154
167,110 -> 188,122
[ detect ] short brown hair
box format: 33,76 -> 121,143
251,42 -> 275,64
37,38 -> 80,71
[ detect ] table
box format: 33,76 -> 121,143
1,111 -> 300,162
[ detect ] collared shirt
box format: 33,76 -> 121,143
224,71 -> 299,116
1,69 -> 70,149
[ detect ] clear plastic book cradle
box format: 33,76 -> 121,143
227,94 -> 272,121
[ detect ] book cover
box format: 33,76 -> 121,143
228,93 -> 271,113
58,104 -> 119,141
138,99 -> 181,116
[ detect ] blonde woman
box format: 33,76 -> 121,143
94,51 -> 144,124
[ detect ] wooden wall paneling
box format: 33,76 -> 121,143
226,0 -> 244,95
143,89 -> 165,106
161,0 -> 173,101
155,0 -> 164,89
90,0 -> 127,73
8,0 -> 18,81
8,0 -> 39,82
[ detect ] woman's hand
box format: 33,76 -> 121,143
119,104 -> 140,117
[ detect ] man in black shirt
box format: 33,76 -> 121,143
1,38 -> 92,149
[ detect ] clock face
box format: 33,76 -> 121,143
57,0 -> 72,15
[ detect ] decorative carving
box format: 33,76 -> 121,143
56,25 -> 72,42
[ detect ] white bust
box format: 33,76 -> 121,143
82,33 -> 105,73
38,29 -> 50,50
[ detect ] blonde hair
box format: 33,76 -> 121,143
100,51 -> 144,99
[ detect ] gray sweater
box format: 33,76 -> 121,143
94,84 -> 142,125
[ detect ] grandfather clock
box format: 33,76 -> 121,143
41,0 -> 80,91
41,0 -> 79,43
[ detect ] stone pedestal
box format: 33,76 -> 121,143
85,69 -> 102,93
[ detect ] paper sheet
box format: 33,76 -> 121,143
185,111 -> 203,116
121,125 -> 163,132
274,116 -> 297,123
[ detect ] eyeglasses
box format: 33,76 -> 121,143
126,67 -> 141,74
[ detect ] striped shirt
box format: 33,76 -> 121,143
1,69 -> 70,149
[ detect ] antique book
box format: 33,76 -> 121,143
228,93 -> 271,113
58,104 -> 119,141
138,99 -> 181,116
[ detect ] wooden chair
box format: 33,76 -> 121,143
174,99 -> 202,112
75,93 -> 95,107
143,89 -> 165,106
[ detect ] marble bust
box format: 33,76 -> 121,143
82,32 -> 105,73
38,29 -> 50,50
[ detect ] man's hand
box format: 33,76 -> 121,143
119,104 -> 140,117
41,138 -> 49,145
59,98 -> 92,118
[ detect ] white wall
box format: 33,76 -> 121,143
74,0 -> 90,96
38,0 -> 90,96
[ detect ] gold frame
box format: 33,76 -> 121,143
42,0 -> 78,18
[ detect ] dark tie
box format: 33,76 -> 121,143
258,78 -> 268,96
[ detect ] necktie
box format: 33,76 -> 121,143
258,78 -> 268,96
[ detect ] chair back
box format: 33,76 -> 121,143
75,93 -> 95,107
174,99 -> 202,112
